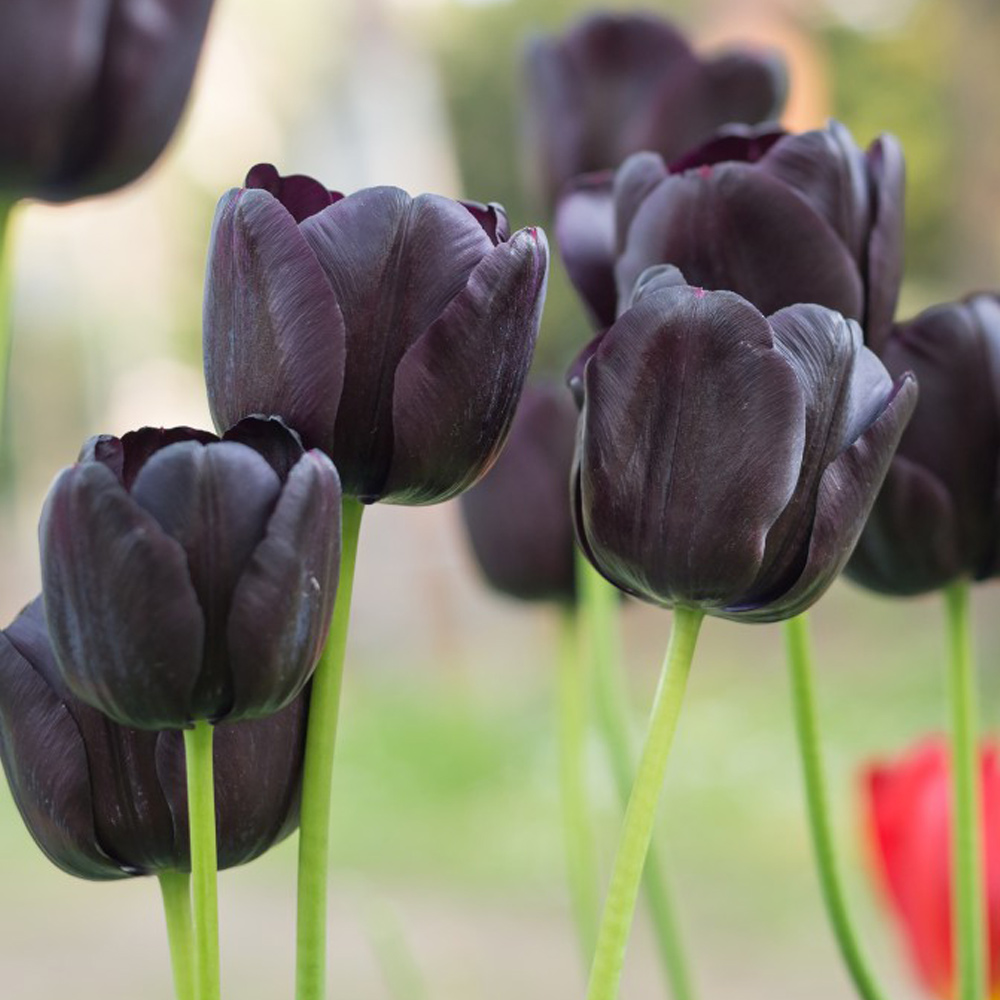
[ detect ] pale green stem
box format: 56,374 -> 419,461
184,721 -> 219,1000
557,602 -> 600,961
159,871 -> 195,1000
784,613 -> 892,1000
578,556 -> 696,1000
945,581 -> 985,1000
585,606 -> 703,1000
363,895 -> 431,1000
296,497 -> 364,1000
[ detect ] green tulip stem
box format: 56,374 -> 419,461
557,601 -> 600,962
184,720 -> 220,1000
784,613 -> 891,1000
159,871 -> 195,1000
296,496 -> 364,1000
578,556 -> 696,1000
0,201 -> 17,468
944,581 -> 985,1000
585,604 -> 702,1000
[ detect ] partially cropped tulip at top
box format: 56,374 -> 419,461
204,164 -> 548,505
39,418 -> 341,730
0,598 -> 307,880
0,0 -> 215,202
571,271 -> 917,621
523,11 -> 787,210
864,739 -> 1000,1000
460,382 -> 579,604
847,295 -> 1000,596
556,122 -> 904,342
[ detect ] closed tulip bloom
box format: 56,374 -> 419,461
864,739 -> 1000,999
204,164 -> 548,505
847,295 -> 1000,596
460,382 -> 579,604
40,418 -> 341,729
556,122 -> 904,347
0,598 -> 307,880
572,276 -> 917,621
523,11 -> 786,209
0,0 -> 215,202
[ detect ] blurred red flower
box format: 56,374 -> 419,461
864,738 -> 1000,999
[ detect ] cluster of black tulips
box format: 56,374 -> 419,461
0,5 -> 997,1000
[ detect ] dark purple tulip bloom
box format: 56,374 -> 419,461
848,296 -> 1000,595
460,382 -> 578,604
523,11 -> 787,210
556,122 -> 905,349
40,418 -> 341,730
0,598 -> 306,880
204,164 -> 548,505
0,0 -> 215,202
572,278 -> 917,622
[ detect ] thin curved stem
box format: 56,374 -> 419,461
159,871 -> 195,1000
184,721 -> 220,1000
784,613 -> 892,1000
0,201 -> 17,484
296,497 -> 364,1000
585,605 -> 703,1000
578,556 -> 696,1000
944,581 -> 984,1000
557,602 -> 600,961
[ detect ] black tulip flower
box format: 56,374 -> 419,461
204,164 -> 549,505
523,11 -> 787,211
556,122 -> 905,350
847,295 -> 1000,595
460,382 -> 579,604
0,598 -> 306,880
40,418 -> 341,730
0,0 -> 215,202
572,275 -> 917,622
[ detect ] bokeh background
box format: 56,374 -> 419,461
2,0 -> 999,996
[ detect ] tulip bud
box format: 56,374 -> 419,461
522,11 -> 787,210
863,739 -> 1000,1000
0,0 -> 215,202
572,279 -> 917,621
0,598 -> 306,880
39,418 -> 341,729
460,382 -> 579,604
847,295 -> 1000,595
203,165 -> 548,505
556,121 -> 905,350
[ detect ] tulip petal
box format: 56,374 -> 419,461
130,441 -> 283,719
382,227 -> 548,505
612,152 -> 669,253
226,452 -> 341,718
577,286 -> 805,608
864,134 -> 906,354
40,463 -> 204,729
221,415 -> 306,482
0,599 -> 123,880
204,187 -> 346,453
555,174 -> 617,328
245,163 -> 343,223
729,373 -> 918,621
154,692 -> 308,870
701,49 -> 787,132
300,188 -> 494,498
615,162 -> 866,323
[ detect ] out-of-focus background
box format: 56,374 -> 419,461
2,0 -> 999,996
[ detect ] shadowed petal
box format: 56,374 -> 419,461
0,600 -> 122,879
40,463 -> 204,729
245,163 -> 343,223
130,442 -> 283,719
204,187 -> 345,454
578,286 -> 805,607
701,49 -> 787,132
555,174 -> 617,328
730,374 -> 918,621
612,152 -> 669,252
226,452 -> 341,718
667,123 -> 786,173
300,188 -> 494,497
221,416 -> 305,482
382,227 -> 548,504
615,163 -> 866,323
